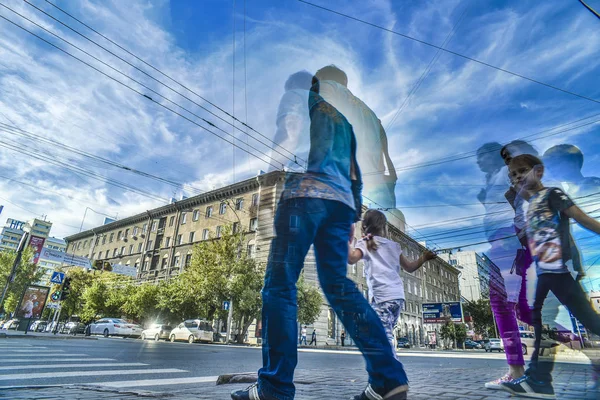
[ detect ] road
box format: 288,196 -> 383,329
0,336 -> 596,399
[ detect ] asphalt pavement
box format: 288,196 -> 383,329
0,334 -> 597,399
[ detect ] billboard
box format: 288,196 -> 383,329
422,302 -> 464,323
29,235 -> 46,264
16,285 -> 50,319
111,264 -> 137,277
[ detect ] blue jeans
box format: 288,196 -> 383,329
258,198 -> 408,400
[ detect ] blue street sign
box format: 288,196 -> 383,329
50,271 -> 65,285
223,301 -> 230,311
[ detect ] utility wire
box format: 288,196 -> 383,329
40,0 -> 304,165
0,4 -> 285,172
0,13 -> 283,172
579,0 -> 600,19
297,0 -> 600,105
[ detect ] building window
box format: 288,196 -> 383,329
138,243 -> 143,253
113,248 -> 118,257
133,227 -> 139,236
202,229 -> 209,240
124,228 -> 130,238
134,260 -> 140,270
219,203 -> 227,215
142,223 -> 148,233
161,257 -> 168,269
232,222 -> 240,234
235,198 -> 244,210
177,234 -> 183,245
101,236 -> 106,245
173,255 -> 181,267
193,210 -> 199,221
247,244 -> 255,257
185,253 -> 192,267
83,241 -> 87,249
117,231 -> 122,241
165,237 -> 171,247
252,193 -> 259,206
146,240 -> 153,251
216,226 -> 222,238
97,251 -> 103,259
181,212 -> 187,224
120,246 -> 125,256
129,244 -> 134,255
249,218 -> 258,231
151,221 -> 157,231
327,308 -> 336,339
169,216 -> 175,227
206,206 -> 213,218
188,231 -> 195,243
77,242 -> 81,250
143,260 -> 149,271
352,264 -> 357,274
157,237 -> 163,248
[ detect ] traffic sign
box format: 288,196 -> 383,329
223,301 -> 230,311
50,271 -> 65,284
47,303 -> 60,309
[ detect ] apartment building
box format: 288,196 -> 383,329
438,250 -> 494,302
65,170 -> 460,346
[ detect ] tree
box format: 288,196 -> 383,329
121,282 -> 162,325
463,299 -> 496,338
297,274 -> 323,326
0,248 -> 43,316
61,268 -> 95,321
439,320 -> 467,349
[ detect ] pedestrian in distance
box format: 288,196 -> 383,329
309,328 -> 317,346
341,330 -> 346,347
347,209 -> 436,360
300,326 -> 307,346
231,66 -> 410,400
501,154 -> 600,399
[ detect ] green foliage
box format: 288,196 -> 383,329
0,248 -> 43,315
297,274 -> 323,326
463,299 -> 495,338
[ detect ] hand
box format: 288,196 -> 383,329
423,250 -> 437,261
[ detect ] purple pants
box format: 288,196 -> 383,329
488,228 -> 532,366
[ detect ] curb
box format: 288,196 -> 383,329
0,333 -> 98,340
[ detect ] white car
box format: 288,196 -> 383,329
169,319 -> 214,344
90,318 -> 143,338
519,331 -> 559,355
485,338 -> 504,352
2,319 -> 20,330
141,324 -> 173,341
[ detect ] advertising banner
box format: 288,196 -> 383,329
422,302 -> 464,323
29,235 -> 46,264
62,253 -> 92,269
39,247 -> 65,264
111,264 -> 137,277
16,285 -> 50,319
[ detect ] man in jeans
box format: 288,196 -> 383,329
232,66 -> 409,400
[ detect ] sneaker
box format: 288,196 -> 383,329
352,384 -> 408,400
231,383 -> 267,400
500,375 -> 556,399
484,373 -> 514,390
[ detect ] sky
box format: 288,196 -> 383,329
1,0 -> 599,287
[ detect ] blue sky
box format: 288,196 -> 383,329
1,0 -> 599,286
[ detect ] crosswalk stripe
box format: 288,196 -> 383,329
0,363 -> 148,370
0,353 -> 85,357
0,368 -> 187,381
93,376 -> 219,388
3,358 -> 114,362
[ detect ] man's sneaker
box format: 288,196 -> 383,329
484,373 -> 514,390
231,383 -> 268,400
352,384 -> 408,400
500,375 -> 556,399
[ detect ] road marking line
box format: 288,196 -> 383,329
0,368 -> 187,380
0,353 -> 86,357
93,376 -> 220,388
7,349 -> 63,353
0,363 -> 148,370
2,358 -> 114,362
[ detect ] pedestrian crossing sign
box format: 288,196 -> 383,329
50,271 -> 65,284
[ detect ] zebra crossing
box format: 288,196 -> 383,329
0,341 -> 219,391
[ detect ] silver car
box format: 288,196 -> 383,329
485,338 -> 504,352
169,319 -> 214,344
141,324 -> 173,341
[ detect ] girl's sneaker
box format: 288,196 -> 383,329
484,374 -> 514,390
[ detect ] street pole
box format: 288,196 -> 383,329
0,232 -> 30,311
225,299 -> 234,344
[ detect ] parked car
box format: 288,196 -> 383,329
89,318 -> 143,338
2,319 -> 20,330
519,331 -> 559,355
62,321 -> 86,335
29,320 -> 48,332
44,321 -> 65,333
141,324 -> 173,341
396,337 -> 411,349
485,338 -> 504,352
464,339 -> 482,349
169,319 -> 214,344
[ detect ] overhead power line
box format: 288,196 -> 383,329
0,13 -> 283,172
579,0 -> 600,19
0,4 -> 286,172
297,0 -> 600,105
39,0 -> 304,165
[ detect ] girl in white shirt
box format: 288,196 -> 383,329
348,209 -> 436,357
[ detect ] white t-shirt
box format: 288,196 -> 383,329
355,236 -> 405,304
301,328 -> 307,337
